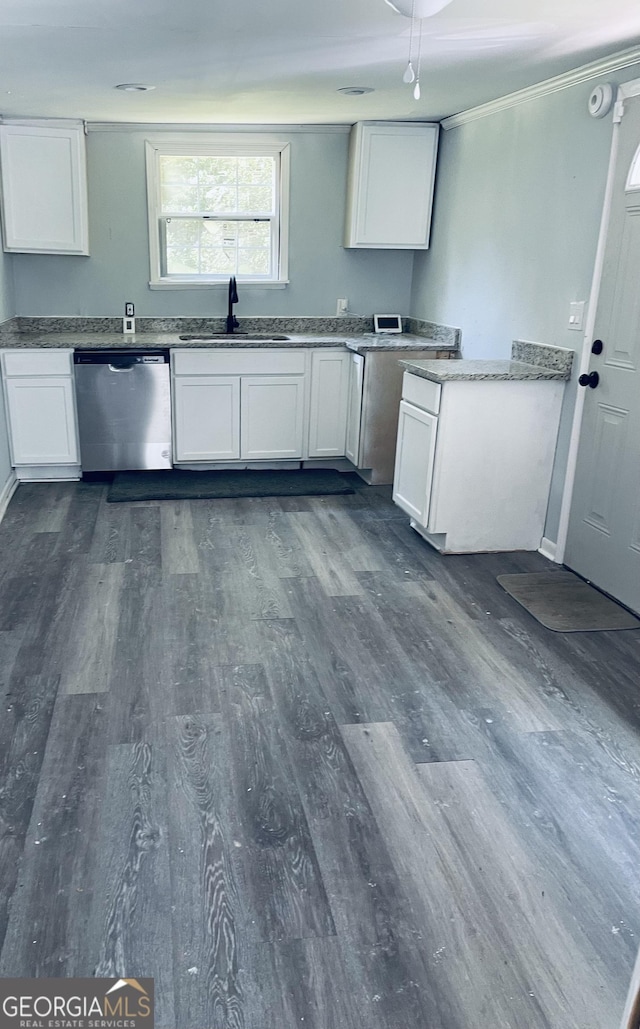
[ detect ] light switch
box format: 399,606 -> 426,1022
568,301 -> 586,331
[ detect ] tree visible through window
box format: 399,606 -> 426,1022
146,140 -> 289,286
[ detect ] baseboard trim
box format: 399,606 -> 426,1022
0,471 -> 18,525
538,536 -> 559,563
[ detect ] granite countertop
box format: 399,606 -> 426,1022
0,329 -> 455,353
399,359 -> 569,382
400,340 -> 574,383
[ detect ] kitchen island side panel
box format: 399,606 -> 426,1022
428,378 -> 565,551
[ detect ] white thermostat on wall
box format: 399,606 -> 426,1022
374,314 -> 403,334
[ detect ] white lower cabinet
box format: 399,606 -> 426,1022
173,376 -> 240,461
308,350 -> 351,458
241,376 -> 305,459
1,349 -> 80,479
393,370 -> 565,553
393,399 -> 438,525
171,348 -> 335,464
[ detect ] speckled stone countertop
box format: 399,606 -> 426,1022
400,340 -> 573,383
0,329 -> 456,353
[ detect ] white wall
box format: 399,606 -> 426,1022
11,128 -> 414,319
410,64 -> 640,543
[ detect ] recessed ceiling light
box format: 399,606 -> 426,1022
115,83 -> 156,92
337,86 -> 374,96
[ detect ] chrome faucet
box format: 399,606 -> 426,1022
226,276 -> 239,334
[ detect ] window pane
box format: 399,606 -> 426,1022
164,217 -> 272,277
165,247 -> 200,274
161,184 -> 199,212
236,157 -> 274,184
238,248 -> 270,275
159,155 -> 275,216
237,221 -> 270,247
165,219 -> 201,247
161,156 -> 199,184
199,249 -> 235,275
237,185 -> 274,213
198,157 -> 238,186
201,185 -> 238,214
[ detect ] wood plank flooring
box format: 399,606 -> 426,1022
1,480 -> 640,1028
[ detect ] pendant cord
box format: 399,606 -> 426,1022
407,0 -> 416,66
415,17 -> 422,80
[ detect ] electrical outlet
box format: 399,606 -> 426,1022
125,302 -> 135,318
336,298 -> 349,316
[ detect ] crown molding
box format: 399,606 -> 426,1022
441,45 -> 640,131
85,121 -> 351,134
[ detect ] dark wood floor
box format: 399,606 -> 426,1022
1,479 -> 640,1028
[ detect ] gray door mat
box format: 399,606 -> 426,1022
496,570 -> 640,632
106,468 -> 358,503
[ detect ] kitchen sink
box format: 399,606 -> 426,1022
178,333 -> 290,341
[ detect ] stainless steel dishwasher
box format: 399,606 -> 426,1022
74,349 -> 172,471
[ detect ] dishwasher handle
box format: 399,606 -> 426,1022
108,358 -> 138,371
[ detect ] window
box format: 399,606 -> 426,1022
145,138 -> 290,288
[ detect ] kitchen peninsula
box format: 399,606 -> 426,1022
392,341 -> 574,554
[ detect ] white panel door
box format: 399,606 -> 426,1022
6,377 -> 79,464
392,400 -> 438,527
308,350 -> 350,458
241,376 -> 305,459
0,122 -> 89,254
345,353 -> 364,465
173,376 -> 240,461
565,96 -> 640,613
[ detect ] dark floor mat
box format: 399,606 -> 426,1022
107,468 -> 358,503
496,570 -> 640,632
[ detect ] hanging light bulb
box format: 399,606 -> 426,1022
403,62 -> 415,83
413,79 -> 421,100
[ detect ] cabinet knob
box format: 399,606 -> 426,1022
578,371 -> 600,389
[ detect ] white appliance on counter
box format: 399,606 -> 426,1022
392,369 -> 565,553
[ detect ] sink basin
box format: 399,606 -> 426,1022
178,333 -> 290,341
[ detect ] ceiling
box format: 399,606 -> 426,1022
0,0 -> 639,125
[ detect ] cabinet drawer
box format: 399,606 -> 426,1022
2,349 -> 73,376
402,371 -> 441,415
171,349 -> 306,376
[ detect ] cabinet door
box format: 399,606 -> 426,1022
241,376 -> 305,460
345,353 -> 364,466
0,122 -> 89,254
392,400 -> 438,527
344,122 -> 439,249
5,376 -> 79,464
173,376 -> 240,461
308,351 -> 350,458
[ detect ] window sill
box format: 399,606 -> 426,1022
149,279 -> 289,290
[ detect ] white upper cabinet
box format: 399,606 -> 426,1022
344,121 -> 439,249
0,120 -> 89,254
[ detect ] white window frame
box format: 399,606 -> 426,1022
145,135 -> 290,289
